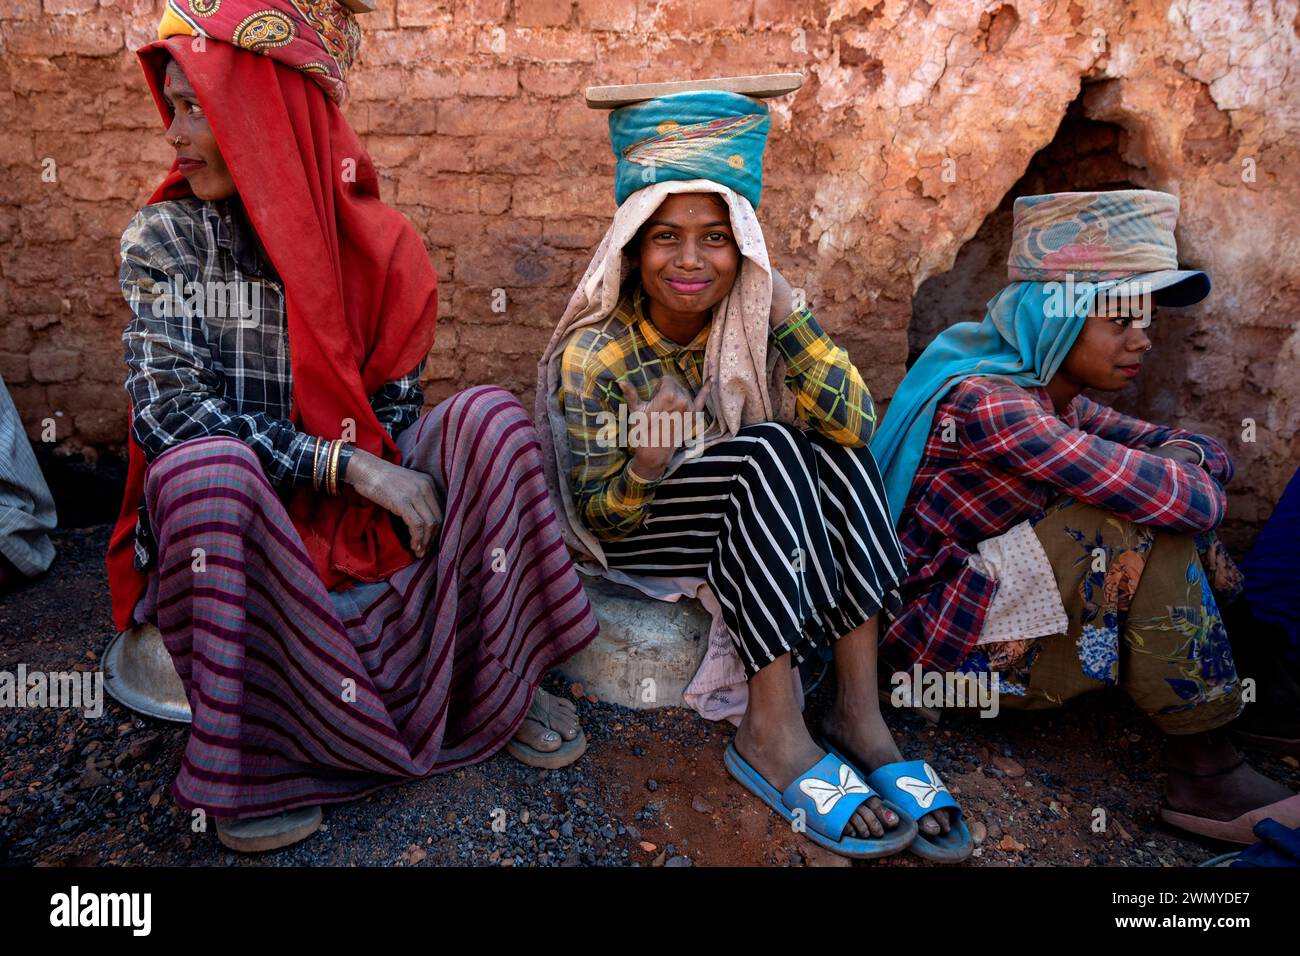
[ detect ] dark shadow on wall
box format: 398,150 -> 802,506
908,94 -> 1142,368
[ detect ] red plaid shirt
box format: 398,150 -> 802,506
882,376 -> 1233,673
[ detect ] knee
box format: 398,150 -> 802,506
736,421 -> 814,477
441,387 -> 533,455
453,385 -> 531,430
145,437 -> 266,514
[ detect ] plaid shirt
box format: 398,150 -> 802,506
882,375 -> 1233,672
559,284 -> 876,540
120,197 -> 423,567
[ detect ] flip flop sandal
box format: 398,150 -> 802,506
723,743 -> 916,860
1160,794 -> 1300,845
215,805 -> 322,853
505,693 -> 588,770
821,739 -> 973,863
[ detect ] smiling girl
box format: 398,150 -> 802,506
540,88 -> 973,862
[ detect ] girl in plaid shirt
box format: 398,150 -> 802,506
874,190 -> 1299,845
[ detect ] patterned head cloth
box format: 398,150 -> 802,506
609,90 -> 771,209
1007,189 -> 1209,305
159,0 -> 362,105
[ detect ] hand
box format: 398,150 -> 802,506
343,448 -> 442,559
769,265 -> 795,328
1146,443 -> 1203,467
617,378 -> 710,480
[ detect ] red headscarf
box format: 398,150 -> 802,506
107,36 -> 438,631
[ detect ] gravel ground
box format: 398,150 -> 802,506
2,525 -> 1297,867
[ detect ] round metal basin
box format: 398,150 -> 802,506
102,624 -> 192,723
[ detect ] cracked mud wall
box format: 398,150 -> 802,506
1,0 -> 1296,542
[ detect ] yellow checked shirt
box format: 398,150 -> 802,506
559,284 -> 876,541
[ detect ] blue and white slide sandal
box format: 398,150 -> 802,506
822,745 -> 973,863
723,743 -> 917,860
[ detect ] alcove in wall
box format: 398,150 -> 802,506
908,94 -> 1144,368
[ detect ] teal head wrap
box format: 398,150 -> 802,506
608,90 -> 770,208
870,281 -> 1096,526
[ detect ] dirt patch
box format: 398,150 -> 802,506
2,526 -> 1296,866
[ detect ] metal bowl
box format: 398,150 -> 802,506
102,624 -> 192,723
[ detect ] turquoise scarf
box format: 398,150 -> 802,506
608,90 -> 770,208
870,279 -> 1116,526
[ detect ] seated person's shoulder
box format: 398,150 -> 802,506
953,376 -> 1046,417
121,198 -> 212,262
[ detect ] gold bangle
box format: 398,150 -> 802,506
332,439 -> 345,495
328,440 -> 341,495
311,437 -> 323,491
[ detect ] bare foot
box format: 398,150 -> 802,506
821,707 -> 954,839
734,714 -> 901,841
512,689 -> 581,753
1164,759 -> 1294,821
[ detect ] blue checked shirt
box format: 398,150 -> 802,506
119,197 -> 423,568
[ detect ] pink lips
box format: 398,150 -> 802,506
1118,365 -> 1140,378
177,157 -> 206,172
665,277 -> 711,295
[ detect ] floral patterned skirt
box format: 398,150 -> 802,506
957,497 -> 1244,735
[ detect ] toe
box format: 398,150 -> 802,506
866,796 -> 899,830
514,717 -> 561,753
852,805 -> 884,839
918,811 -> 942,836
537,692 -> 580,740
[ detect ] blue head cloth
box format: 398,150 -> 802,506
608,90 -> 770,208
870,280 -> 1106,526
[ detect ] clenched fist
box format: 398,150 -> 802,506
617,377 -> 710,481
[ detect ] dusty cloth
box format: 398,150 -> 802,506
535,178 -> 799,718
0,374 -> 56,577
134,387 -> 599,817
959,497 -> 1244,735
608,90 -> 771,208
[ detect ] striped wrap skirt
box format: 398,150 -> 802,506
602,421 -> 907,677
137,385 -> 599,819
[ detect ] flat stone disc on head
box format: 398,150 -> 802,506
586,73 -> 804,109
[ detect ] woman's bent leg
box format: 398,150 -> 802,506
146,388 -> 599,819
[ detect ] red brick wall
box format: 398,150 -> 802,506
2,1 -> 1297,543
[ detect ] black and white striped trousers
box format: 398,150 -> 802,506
602,421 -> 907,677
